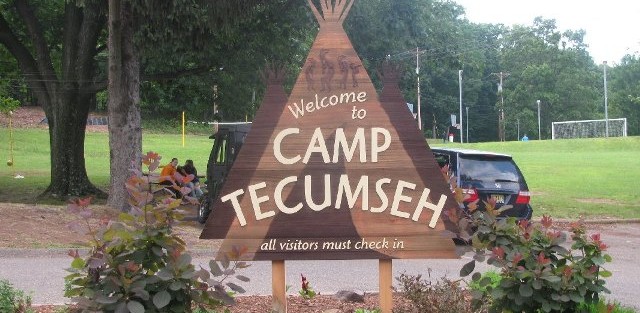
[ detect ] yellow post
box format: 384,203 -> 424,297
181,111 -> 185,147
8,111 -> 15,176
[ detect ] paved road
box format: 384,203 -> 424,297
1,223 -> 638,310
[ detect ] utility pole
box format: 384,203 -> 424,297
465,106 -> 469,143
458,70 -> 463,143
432,114 -> 437,140
390,48 -> 426,132
537,99 -> 541,140
491,72 -> 510,142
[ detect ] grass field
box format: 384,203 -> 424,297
431,137 -> 640,219
1,128 -> 639,219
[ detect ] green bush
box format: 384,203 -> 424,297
64,151 -> 250,312
450,204 -> 612,312
0,279 -> 34,313
439,164 -> 613,312
0,96 -> 20,114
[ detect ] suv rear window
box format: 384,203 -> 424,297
459,156 -> 520,183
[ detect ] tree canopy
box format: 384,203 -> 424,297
1,0 -> 638,202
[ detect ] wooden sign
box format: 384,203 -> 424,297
200,0 -> 458,261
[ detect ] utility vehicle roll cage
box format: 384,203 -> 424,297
198,123 -> 251,223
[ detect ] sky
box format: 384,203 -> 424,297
452,0 -> 640,65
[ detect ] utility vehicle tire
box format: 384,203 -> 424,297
198,196 -> 211,224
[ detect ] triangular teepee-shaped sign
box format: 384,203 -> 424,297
200,0 -> 458,260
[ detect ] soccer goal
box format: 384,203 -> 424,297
552,118 -> 627,140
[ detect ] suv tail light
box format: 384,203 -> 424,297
462,188 -> 479,203
516,191 -> 531,204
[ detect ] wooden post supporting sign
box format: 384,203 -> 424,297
272,260 -> 287,313
379,259 -> 393,313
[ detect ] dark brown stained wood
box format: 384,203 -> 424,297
200,0 -> 459,261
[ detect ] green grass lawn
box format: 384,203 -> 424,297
0,128 -> 213,203
2,128 -> 639,219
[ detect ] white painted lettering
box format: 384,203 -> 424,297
320,96 -> 329,108
286,91 -> 368,119
329,95 -> 339,105
390,180 -> 415,219
287,101 -> 305,118
335,174 -> 369,210
274,128 -> 301,164
357,91 -> 367,102
274,176 -> 302,214
371,127 -> 391,162
305,174 -> 332,211
249,182 -> 274,221
305,100 -> 315,113
339,92 -> 356,103
220,188 -> 247,226
412,188 -> 447,228
303,128 -> 331,164
333,128 -> 366,163
370,178 -> 391,213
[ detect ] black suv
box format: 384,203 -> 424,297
431,147 -> 533,220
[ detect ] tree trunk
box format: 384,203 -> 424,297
43,94 -> 105,198
107,0 -> 142,210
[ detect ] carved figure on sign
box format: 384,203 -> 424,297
338,55 -> 349,89
350,62 -> 361,87
305,58 -> 317,91
320,61 -> 335,92
320,49 -> 330,74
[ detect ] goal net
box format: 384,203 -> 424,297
552,118 -> 627,140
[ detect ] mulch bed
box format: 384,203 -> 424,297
32,293 -> 413,313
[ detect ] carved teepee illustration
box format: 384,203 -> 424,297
200,0 -> 458,261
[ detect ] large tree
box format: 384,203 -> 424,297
609,55 -> 640,136
0,0 -> 107,198
499,18 -> 600,140
106,0 -> 312,209
1,0 -> 310,207
107,0 -> 140,208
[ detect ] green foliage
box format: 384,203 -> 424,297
354,309 -> 380,313
467,270 -> 501,295
394,271 -> 482,313
298,274 -> 316,300
452,205 -> 612,312
500,18 -> 601,141
0,279 -> 34,313
609,55 -> 640,136
577,299 -> 637,313
64,152 -> 251,312
0,96 -> 20,115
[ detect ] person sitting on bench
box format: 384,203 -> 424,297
178,159 -> 204,198
159,157 -> 183,198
